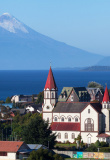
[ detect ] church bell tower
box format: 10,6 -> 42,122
102,85 -> 110,132
42,66 -> 58,124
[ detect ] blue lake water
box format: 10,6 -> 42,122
0,70 -> 110,101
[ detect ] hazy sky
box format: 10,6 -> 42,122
0,0 -> 110,56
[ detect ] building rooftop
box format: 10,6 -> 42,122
0,141 -> 24,152
50,122 -> 80,131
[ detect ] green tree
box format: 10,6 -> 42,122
87,81 -> 104,93
95,140 -> 101,148
32,95 -> 35,102
22,114 -> 56,148
5,97 -> 11,103
36,91 -> 44,104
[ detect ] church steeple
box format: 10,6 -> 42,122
103,85 -> 109,103
42,67 -> 58,124
102,85 -> 110,132
44,66 -> 57,90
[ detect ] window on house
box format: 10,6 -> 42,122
0,152 -> 7,156
54,117 -> 57,121
65,133 -> 68,139
71,133 -> 75,139
88,109 -> 90,113
52,92 -> 54,98
68,117 -> 71,122
61,117 -> 64,122
58,133 -> 61,139
104,105 -> 106,108
47,93 -> 49,98
85,118 -> 94,131
75,117 -> 78,122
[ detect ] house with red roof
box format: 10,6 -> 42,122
0,141 -> 30,160
42,67 -> 110,144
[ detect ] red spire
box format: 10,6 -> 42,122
44,67 -> 57,90
103,85 -> 109,102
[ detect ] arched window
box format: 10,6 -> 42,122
68,117 -> 71,122
75,117 -> 78,122
85,118 -> 94,131
71,133 -> 75,139
47,93 -> 49,98
61,117 -> 64,122
51,92 -> 54,98
65,133 -> 68,139
58,133 -> 61,139
54,117 -> 57,121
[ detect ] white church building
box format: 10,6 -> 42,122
42,67 -> 110,144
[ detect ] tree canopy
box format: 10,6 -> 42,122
12,113 -> 56,148
5,97 -> 11,103
22,113 -> 56,148
87,81 -> 104,93
36,91 -> 44,104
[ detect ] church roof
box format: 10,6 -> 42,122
44,67 -> 57,90
53,102 -> 89,113
53,102 -> 102,113
103,85 -> 109,102
90,102 -> 102,113
58,87 -> 73,102
50,122 -> 80,131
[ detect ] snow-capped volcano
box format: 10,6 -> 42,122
0,13 -> 28,33
0,13 -> 104,70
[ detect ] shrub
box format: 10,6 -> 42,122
86,143 -> 97,152
100,147 -> 110,152
100,141 -> 109,147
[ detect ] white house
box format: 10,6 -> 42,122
26,104 -> 42,113
0,141 -> 30,160
42,67 -> 110,144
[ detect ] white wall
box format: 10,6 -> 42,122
26,106 -> 34,112
81,104 -> 98,131
81,132 -> 98,143
43,112 -> 53,124
53,113 -> 80,122
0,152 -> 16,160
11,95 -> 19,103
53,131 -> 80,143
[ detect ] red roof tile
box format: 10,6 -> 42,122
103,86 -> 109,102
0,141 -> 24,152
97,133 -> 110,138
50,122 -> 80,131
44,67 -> 57,90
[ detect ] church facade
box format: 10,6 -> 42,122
42,67 -> 110,144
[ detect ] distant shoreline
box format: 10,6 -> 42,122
54,66 -> 110,72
